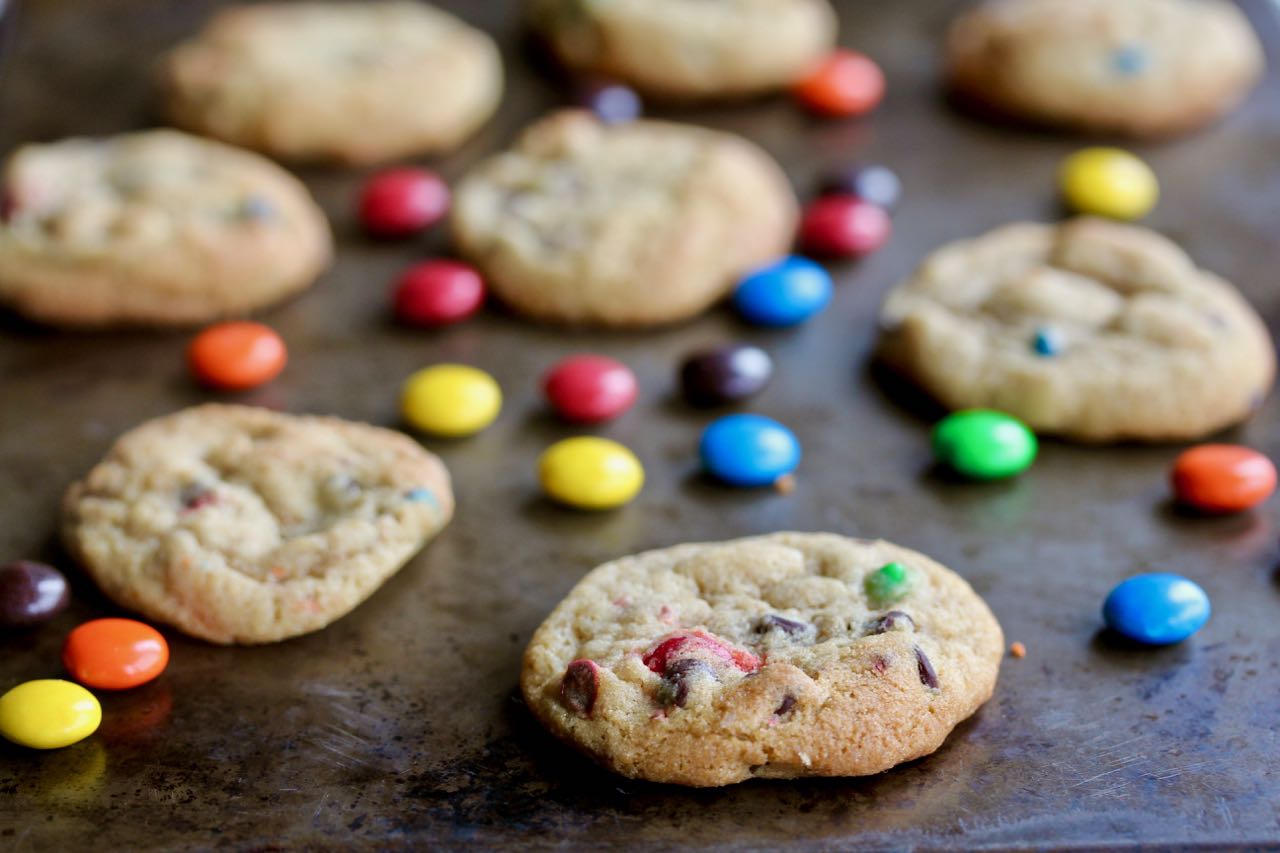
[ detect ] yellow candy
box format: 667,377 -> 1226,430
539,437 -> 644,510
401,364 -> 502,437
1059,147 -> 1158,220
0,679 -> 101,750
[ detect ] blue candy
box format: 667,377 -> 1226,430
1102,573 -> 1210,645
1110,44 -> 1147,77
732,257 -> 833,327
1032,327 -> 1061,357
700,414 -> 801,487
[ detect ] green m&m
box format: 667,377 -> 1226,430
865,561 -> 911,605
932,409 -> 1037,480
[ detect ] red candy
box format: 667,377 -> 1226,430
542,355 -> 638,424
798,194 -> 892,257
392,260 -> 486,327
62,618 -> 169,690
359,167 -> 450,238
1171,444 -> 1277,513
793,50 -> 885,117
642,630 -> 760,674
188,321 -> 287,390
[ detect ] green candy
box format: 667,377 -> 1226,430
932,409 -> 1037,480
865,561 -> 911,604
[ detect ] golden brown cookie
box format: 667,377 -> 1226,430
161,1 -> 503,165
528,0 -> 836,100
521,533 -> 1003,787
62,405 -> 453,645
946,0 -> 1264,137
451,111 -> 798,327
0,129 -> 331,327
878,219 -> 1275,442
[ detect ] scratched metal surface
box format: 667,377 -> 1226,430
1,0 -> 1279,849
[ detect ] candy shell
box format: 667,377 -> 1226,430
188,322 -> 287,391
401,364 -> 502,437
933,409 -> 1037,480
679,344 -> 773,407
733,257 -> 833,327
0,560 -> 70,628
539,437 -> 644,510
1059,147 -> 1158,221
63,618 -> 169,690
1103,573 -> 1210,645
700,414 -> 801,487
543,355 -> 638,423
0,680 -> 101,749
1171,444 -> 1276,513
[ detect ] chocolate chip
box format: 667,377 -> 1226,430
656,658 -> 712,708
867,611 -> 915,635
914,646 -> 939,689
560,659 -> 600,717
755,614 -> 811,636
773,694 -> 796,716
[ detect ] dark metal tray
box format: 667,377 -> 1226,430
2,0 -> 1279,848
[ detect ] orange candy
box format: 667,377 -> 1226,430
1171,444 -> 1277,513
188,321 -> 287,390
793,49 -> 885,117
63,618 -> 169,690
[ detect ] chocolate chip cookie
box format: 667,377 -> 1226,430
62,405 -> 453,645
528,0 -> 836,100
946,0 -> 1264,137
879,218 -> 1275,442
451,110 -> 798,327
161,1 -> 503,165
521,532 -> 1003,786
0,129 -> 331,327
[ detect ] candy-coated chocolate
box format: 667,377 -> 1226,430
392,260 -> 485,327
1171,444 -> 1276,513
63,618 -> 169,690
1059,147 -> 1158,221
543,355 -> 638,423
798,194 -> 892,258
865,561 -> 911,605
0,560 -> 70,628
402,364 -> 502,437
817,164 -> 901,211
539,437 -> 644,510
1103,573 -> 1210,645
700,413 -> 801,487
0,679 -> 101,749
733,257 -> 833,327
574,79 -> 642,124
933,409 -> 1037,480
679,344 -> 773,407
188,321 -> 287,391
359,167 -> 450,238
793,49 -> 885,117
1032,327 -> 1061,357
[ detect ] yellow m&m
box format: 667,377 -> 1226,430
0,679 -> 101,749
1059,147 -> 1158,221
401,364 -> 502,437
539,437 -> 644,510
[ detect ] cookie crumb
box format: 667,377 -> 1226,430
774,474 -> 796,495
1010,641 -> 1026,658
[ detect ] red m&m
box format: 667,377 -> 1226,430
798,194 -> 892,258
393,260 -> 486,327
543,355 -> 638,423
1171,444 -> 1276,513
359,167 -> 450,238
63,618 -> 169,690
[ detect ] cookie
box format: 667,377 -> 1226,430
451,111 -> 798,327
878,218 -> 1275,443
945,0 -> 1264,137
0,129 -> 331,327
161,1 -> 503,165
528,0 -> 836,100
61,405 -> 453,645
521,532 -> 1003,787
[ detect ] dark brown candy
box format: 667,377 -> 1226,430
773,694 -> 797,716
0,560 -> 70,628
867,611 -> 915,635
656,659 -> 713,708
559,659 -> 600,717
679,344 -> 773,407
914,646 -> 939,689
755,613 -> 811,636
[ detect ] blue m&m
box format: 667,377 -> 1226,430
700,414 -> 801,487
1102,573 -> 1210,645
732,257 -> 833,327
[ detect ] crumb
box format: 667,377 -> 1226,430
1010,641 -> 1026,658
774,474 -> 797,495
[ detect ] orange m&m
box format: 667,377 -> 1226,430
188,321 -> 287,390
1171,444 -> 1277,514
793,49 -> 885,117
63,618 -> 169,690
